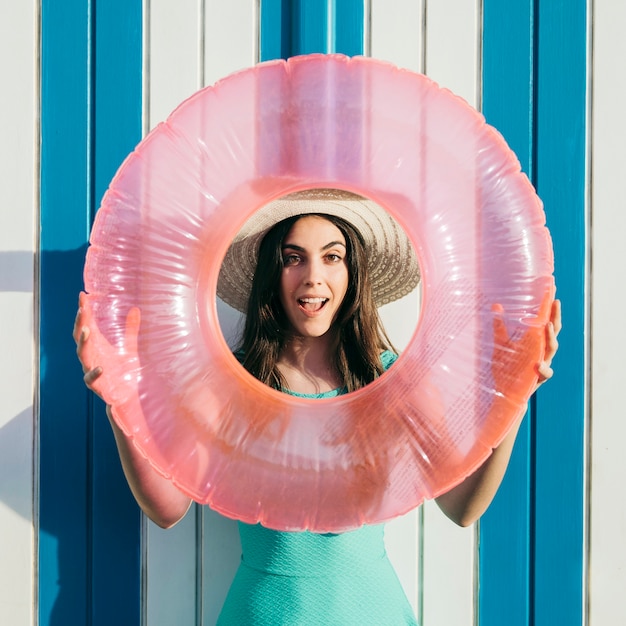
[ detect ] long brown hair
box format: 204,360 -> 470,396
237,214 -> 395,392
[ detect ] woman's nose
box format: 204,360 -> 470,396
303,260 -> 323,285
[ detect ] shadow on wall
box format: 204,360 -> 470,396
0,408 -> 34,522
0,250 -> 35,524
0,251 -> 34,292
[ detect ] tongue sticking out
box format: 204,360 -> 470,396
299,298 -> 327,312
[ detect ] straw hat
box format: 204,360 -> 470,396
217,189 -> 420,313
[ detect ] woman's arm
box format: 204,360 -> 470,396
75,318 -> 192,529
435,299 -> 562,527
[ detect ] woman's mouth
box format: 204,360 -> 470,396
298,297 -> 328,313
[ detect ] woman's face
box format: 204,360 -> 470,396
279,215 -> 349,338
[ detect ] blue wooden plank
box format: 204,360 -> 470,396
39,2 -> 92,623
292,0 -> 328,55
334,0 -> 365,55
89,2 -> 143,625
260,0 -> 288,61
533,1 -> 587,624
39,1 -> 143,624
479,2 -> 535,623
481,1 -> 587,624
260,0 -> 365,61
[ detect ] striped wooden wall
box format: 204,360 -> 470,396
7,0 -> 626,624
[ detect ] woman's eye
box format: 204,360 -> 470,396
283,254 -> 301,265
326,253 -> 343,263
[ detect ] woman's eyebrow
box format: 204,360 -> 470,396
321,241 -> 347,250
282,243 -> 305,252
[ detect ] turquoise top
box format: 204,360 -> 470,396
217,351 -> 418,625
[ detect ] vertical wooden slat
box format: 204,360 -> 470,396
143,3 -> 204,624
204,0 -> 259,86
481,1 -> 588,624
532,1 -> 587,623
423,0 -> 481,106
144,2 -> 257,622
146,513 -> 199,626
260,0 -> 291,61
260,0 -> 366,61
91,4 -> 144,622
39,0 -> 144,624
334,0 -> 365,55
589,1 -> 626,623
200,510 -> 242,624
419,3 -> 483,625
368,10 -> 426,613
370,0 -> 424,72
0,1 -> 37,624
290,0 -> 329,55
39,2 -> 92,622
479,1 -> 535,623
148,0 -> 202,129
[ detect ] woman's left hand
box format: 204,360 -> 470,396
534,298 -> 562,388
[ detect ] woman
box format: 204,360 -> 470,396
75,189 -> 561,624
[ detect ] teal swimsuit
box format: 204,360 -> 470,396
217,352 -> 418,625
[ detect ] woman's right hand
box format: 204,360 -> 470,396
72,293 -> 192,527
74,307 -> 104,398
73,291 -> 142,404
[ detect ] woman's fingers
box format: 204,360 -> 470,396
83,365 -> 103,387
536,361 -> 554,384
551,298 -> 563,336
544,299 -> 561,362
74,295 -> 103,389
78,324 -> 103,391
535,299 -> 561,385
74,317 -> 92,373
73,294 -> 142,404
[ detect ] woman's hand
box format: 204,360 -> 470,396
436,297 -> 562,526
72,293 -> 192,528
74,303 -> 104,398
73,291 -> 143,403
534,298 -> 562,388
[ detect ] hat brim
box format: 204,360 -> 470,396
217,188 -> 420,313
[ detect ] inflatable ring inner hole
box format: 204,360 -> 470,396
215,187 -> 423,390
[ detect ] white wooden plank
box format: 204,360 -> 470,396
373,3 -> 481,625
371,3 -> 427,617
200,4 -> 255,620
143,2 -> 205,621
145,510 -> 199,626
589,1 -> 626,624
419,3 -> 481,624
380,289 -> 422,619
144,4 -> 256,624
370,0 -> 425,73
424,0 -> 481,107
385,510 -> 421,618
0,0 -> 37,623
421,501 -> 476,626
147,0 -> 203,129
203,0 -> 258,87
200,509 -> 241,624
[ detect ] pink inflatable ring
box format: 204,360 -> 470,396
81,54 -> 555,532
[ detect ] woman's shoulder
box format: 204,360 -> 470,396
380,350 -> 398,371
